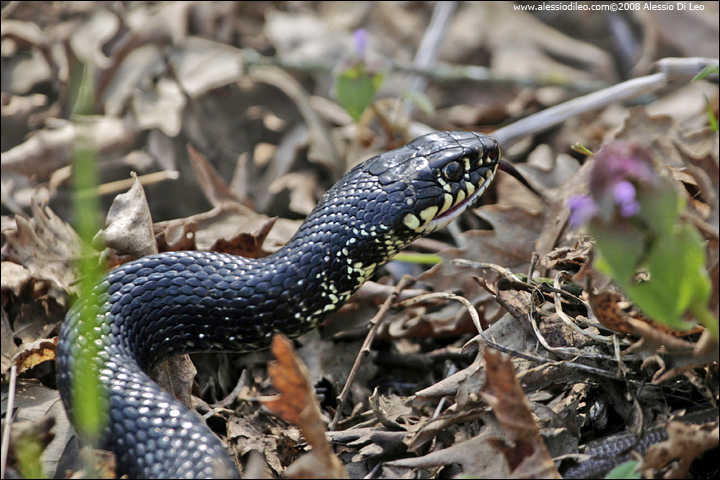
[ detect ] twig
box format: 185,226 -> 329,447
240,48 -> 605,92
468,332 -> 625,381
329,275 -> 415,431
552,273 -> 614,344
398,291 -> 483,335
493,57 -> 718,148
97,170 -> 180,196
403,1 -> 459,116
1,365 -> 17,479
213,370 -> 247,409
493,72 -> 667,148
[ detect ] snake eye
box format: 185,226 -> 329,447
441,161 -> 463,182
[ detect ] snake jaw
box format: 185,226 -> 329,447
404,164 -> 498,235
427,169 -> 496,231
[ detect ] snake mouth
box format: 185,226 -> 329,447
425,169 -> 495,232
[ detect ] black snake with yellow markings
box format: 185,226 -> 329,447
56,131 -> 501,478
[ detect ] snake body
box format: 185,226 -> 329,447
56,131 -> 501,478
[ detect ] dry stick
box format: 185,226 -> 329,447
1,365 -> 17,479
493,72 -> 666,149
402,0 -> 458,117
215,370 -> 247,409
329,275 -> 415,431
493,57 -> 718,149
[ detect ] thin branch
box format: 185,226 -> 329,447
328,275 -> 415,431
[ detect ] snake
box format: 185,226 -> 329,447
56,131 -> 503,478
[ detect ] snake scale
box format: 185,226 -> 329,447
56,131 -> 502,478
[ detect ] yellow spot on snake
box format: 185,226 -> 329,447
466,182 -> 475,196
439,193 -> 453,214
420,206 -> 438,222
404,213 -> 420,230
455,189 -> 466,205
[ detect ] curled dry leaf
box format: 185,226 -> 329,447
622,319 -> 718,383
1,116 -> 138,180
93,172 -> 157,258
540,240 -> 593,273
187,143 -> 245,208
155,220 -> 198,253
96,176 -> 198,408
588,286 -> 705,337
1,199 -> 81,295
153,203 -> 301,252
262,334 -> 348,479
210,217 -> 278,259
482,349 -> 560,479
386,433 -> 506,479
151,354 -> 196,411
12,338 -> 56,375
369,388 -> 413,431
642,418 -> 719,478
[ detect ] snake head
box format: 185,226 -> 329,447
365,131 -> 500,238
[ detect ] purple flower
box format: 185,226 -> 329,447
589,142 -> 655,198
613,180 -> 640,218
568,194 -> 599,226
566,141 -> 657,226
354,29 -> 368,58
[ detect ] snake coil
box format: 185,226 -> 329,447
56,131 -> 501,478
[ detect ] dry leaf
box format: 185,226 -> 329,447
588,288 -> 705,337
1,117 -> 138,180
93,172 -> 157,258
12,338 -> 56,374
153,203 -> 301,252
642,419 -> 719,478
150,355 -> 197,411
210,217 -> 278,259
482,349 -> 560,479
1,200 -> 81,294
369,389 -> 413,430
386,433 -> 506,479
5,382 -> 77,478
187,144 -> 245,207
262,334 -> 348,479
155,220 -> 198,252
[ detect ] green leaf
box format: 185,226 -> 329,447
571,143 -> 594,156
620,225 -> 700,330
335,63 -> 383,121
590,220 -> 647,281
393,252 -> 441,264
70,63 -> 108,447
596,220 -> 711,334
605,460 -> 641,479
692,63 -> 719,81
704,94 -> 719,131
591,177 -> 713,335
634,178 -> 683,236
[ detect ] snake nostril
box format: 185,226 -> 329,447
487,146 -> 499,163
